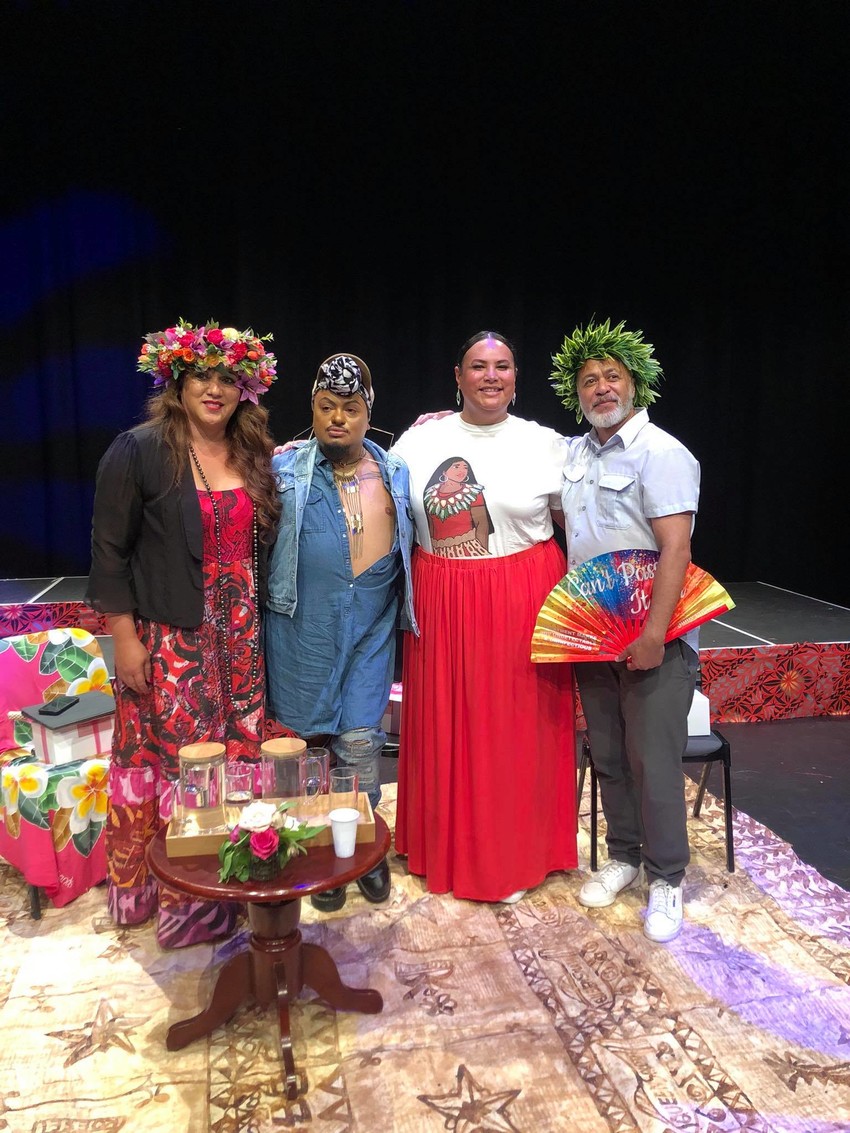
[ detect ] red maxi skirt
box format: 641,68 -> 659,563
396,538 -> 577,901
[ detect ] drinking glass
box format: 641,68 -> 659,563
224,763 -> 254,806
329,767 -> 358,812
300,747 -> 331,819
328,767 -> 359,857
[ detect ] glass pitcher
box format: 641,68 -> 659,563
260,737 -> 308,800
175,741 -> 227,834
260,738 -> 328,818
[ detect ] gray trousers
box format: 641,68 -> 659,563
576,639 -> 699,885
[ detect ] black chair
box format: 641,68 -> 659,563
576,728 -> 735,873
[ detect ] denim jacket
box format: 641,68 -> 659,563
267,437 -> 419,635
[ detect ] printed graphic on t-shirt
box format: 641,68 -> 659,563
422,456 -> 493,558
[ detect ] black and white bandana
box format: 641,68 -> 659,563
311,355 -> 373,416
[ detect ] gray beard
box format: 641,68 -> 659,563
587,394 -> 634,430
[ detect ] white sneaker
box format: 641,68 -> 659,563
578,860 -> 641,908
499,889 -> 527,905
643,879 -> 684,943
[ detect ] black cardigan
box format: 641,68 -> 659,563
86,422 -> 270,627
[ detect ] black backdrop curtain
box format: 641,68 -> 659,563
4,0 -> 848,604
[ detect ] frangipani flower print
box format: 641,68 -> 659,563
47,628 -> 95,648
55,759 -> 109,834
1,762 -> 49,814
67,656 -> 114,697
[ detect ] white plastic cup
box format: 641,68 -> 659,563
329,806 -> 360,858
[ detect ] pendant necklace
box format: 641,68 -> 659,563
332,449 -> 367,559
189,443 -> 260,705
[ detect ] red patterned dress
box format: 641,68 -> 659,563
106,489 -> 264,947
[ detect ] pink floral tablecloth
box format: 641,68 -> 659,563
0,755 -> 108,908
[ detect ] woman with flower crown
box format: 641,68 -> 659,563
86,320 -> 280,947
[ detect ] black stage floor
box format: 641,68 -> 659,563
4,577 -> 849,891
698,580 -> 850,648
0,576 -> 90,604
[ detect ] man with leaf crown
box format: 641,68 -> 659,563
551,319 -> 700,943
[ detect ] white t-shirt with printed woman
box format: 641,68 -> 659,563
392,413 -> 567,558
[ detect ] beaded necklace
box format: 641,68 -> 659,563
331,448 -> 368,559
423,480 -> 483,521
188,443 -> 260,705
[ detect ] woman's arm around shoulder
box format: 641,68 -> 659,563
392,412 -> 453,460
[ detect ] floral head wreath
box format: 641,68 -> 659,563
550,318 -> 663,422
137,319 -> 278,405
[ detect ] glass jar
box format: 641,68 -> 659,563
260,737 -> 307,800
176,741 -> 227,833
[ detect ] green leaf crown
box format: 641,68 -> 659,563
550,318 -> 664,422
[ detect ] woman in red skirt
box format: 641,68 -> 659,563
393,332 -> 577,903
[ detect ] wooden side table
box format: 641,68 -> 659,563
146,815 -> 390,1099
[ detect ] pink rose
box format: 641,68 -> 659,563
250,827 -> 279,860
206,328 -> 224,345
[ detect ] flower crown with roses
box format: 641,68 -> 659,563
550,318 -> 663,422
137,318 -> 278,404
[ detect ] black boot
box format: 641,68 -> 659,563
310,886 -> 347,912
356,857 -> 391,903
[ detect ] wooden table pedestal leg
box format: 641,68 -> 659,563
301,943 -> 383,1014
163,894 -> 383,1101
249,900 -> 306,1099
165,950 -> 253,1052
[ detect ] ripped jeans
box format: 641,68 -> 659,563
331,725 -> 385,809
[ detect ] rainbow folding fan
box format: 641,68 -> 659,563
531,549 -> 734,663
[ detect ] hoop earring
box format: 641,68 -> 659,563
456,389 -> 462,406
439,473 -> 447,482
366,422 -> 395,448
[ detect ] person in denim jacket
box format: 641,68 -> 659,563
265,353 -> 417,911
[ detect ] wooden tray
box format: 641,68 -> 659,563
165,792 -> 375,859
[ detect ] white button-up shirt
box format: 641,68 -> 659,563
561,408 -> 700,572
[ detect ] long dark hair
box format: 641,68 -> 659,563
425,455 -> 483,490
144,378 -> 281,541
